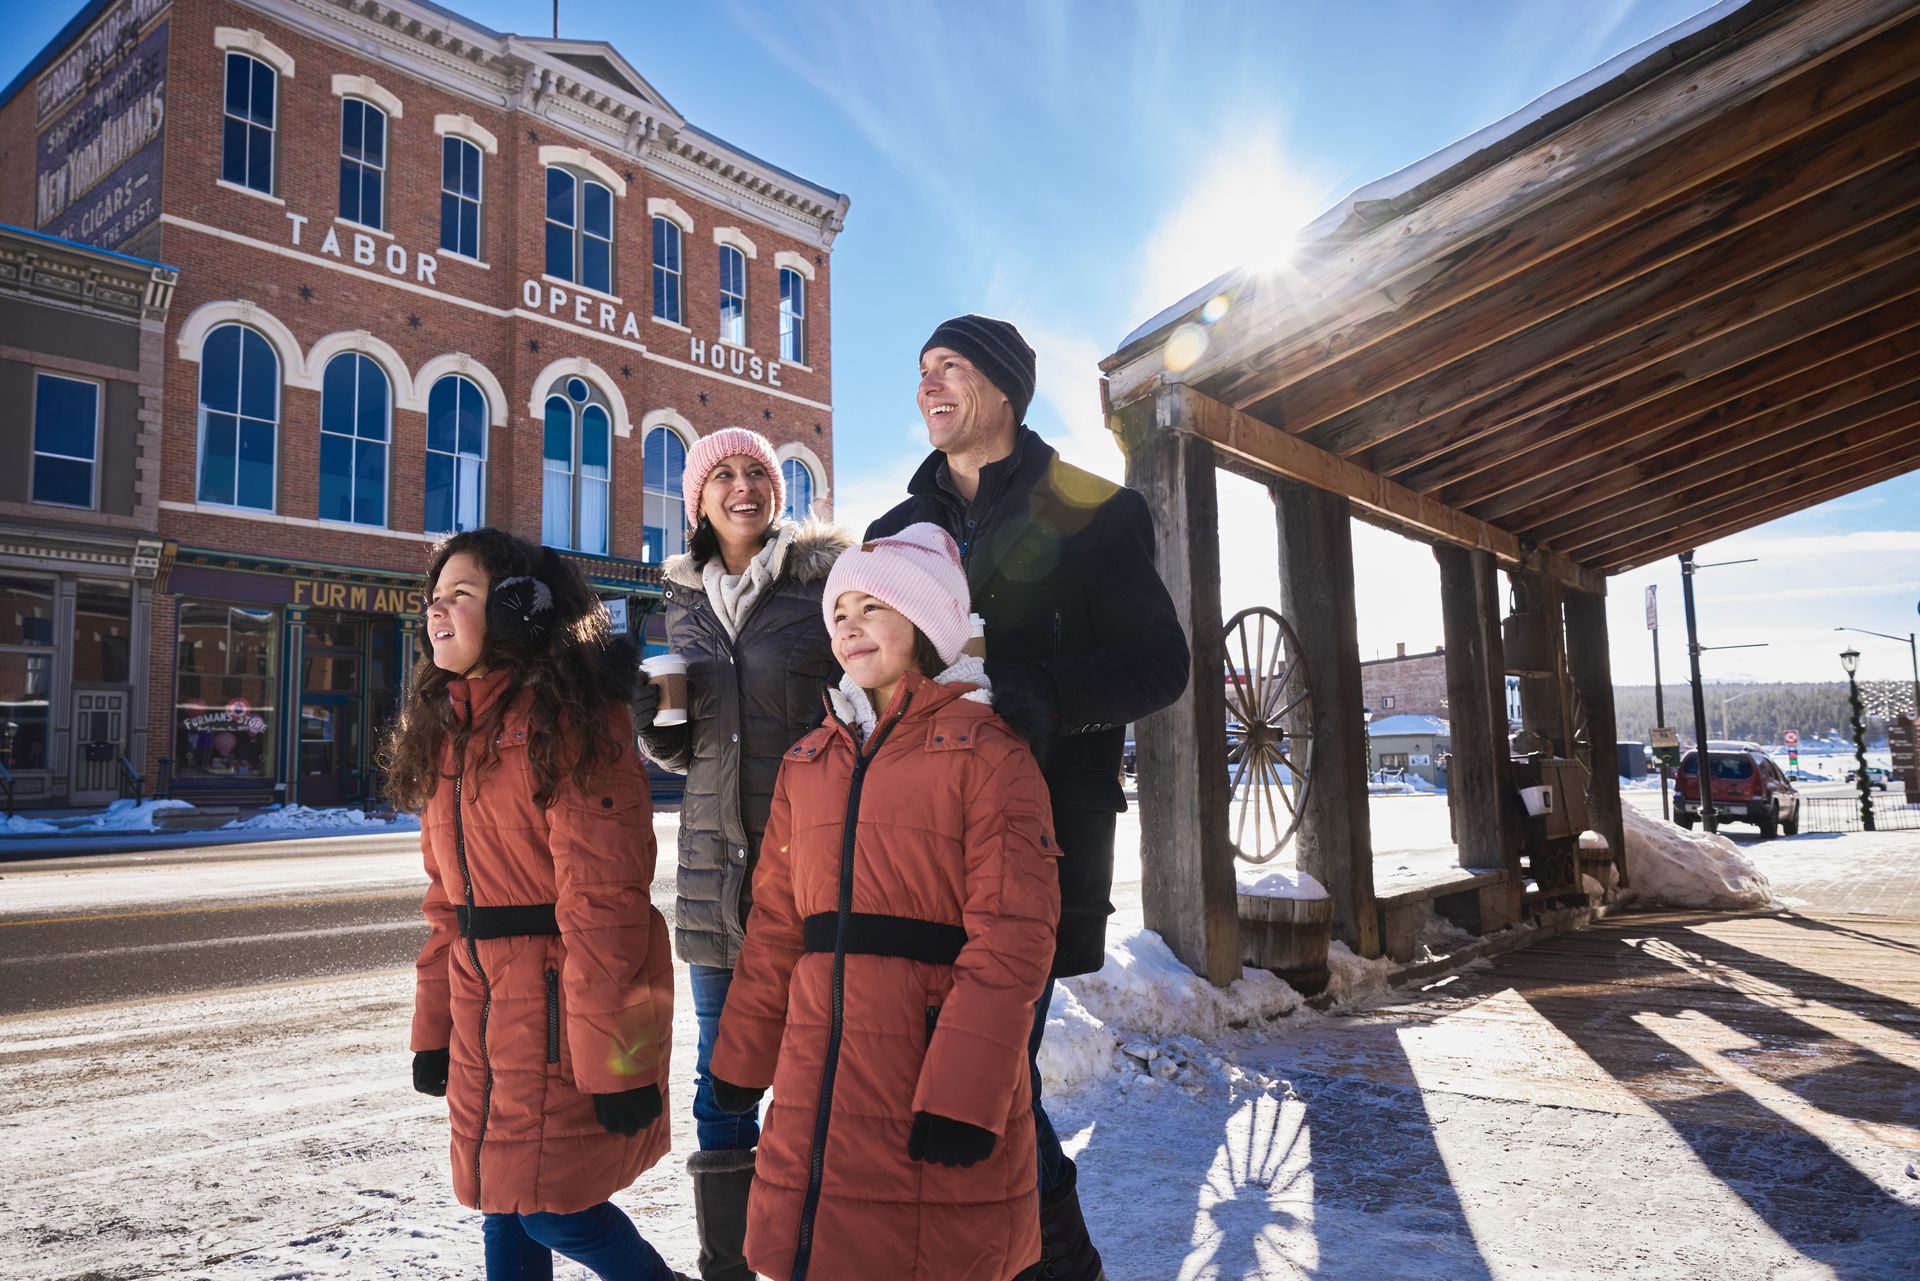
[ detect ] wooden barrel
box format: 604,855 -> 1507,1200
1237,892 -> 1334,995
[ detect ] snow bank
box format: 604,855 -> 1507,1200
1621,805 -> 1774,910
3,813 -> 59,835
222,805 -> 420,832
85,798 -> 196,831
1323,940 -> 1398,1008
1234,864 -> 1328,900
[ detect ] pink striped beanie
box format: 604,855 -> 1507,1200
683,427 -> 785,528
822,523 -> 972,665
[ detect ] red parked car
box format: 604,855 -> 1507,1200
1675,745 -> 1800,837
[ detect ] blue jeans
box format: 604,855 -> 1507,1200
482,1202 -> 670,1281
690,962 -> 761,1150
1029,977 -> 1070,1195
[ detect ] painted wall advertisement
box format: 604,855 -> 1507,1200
35,0 -> 170,252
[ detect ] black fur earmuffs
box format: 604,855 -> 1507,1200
487,574 -> 556,649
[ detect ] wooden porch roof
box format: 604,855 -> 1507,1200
1101,0 -> 1920,588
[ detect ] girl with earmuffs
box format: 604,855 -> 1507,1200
381,528 -> 690,1281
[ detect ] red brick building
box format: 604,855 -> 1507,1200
1,0 -> 847,807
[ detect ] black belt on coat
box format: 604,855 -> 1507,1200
800,912 -> 967,965
457,903 -> 560,939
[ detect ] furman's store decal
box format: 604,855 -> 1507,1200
35,0 -> 168,251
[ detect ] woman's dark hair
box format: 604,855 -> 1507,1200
911,628 -> 945,681
686,514 -> 775,568
378,528 -> 637,812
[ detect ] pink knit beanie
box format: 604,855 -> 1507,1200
682,427 -> 785,529
822,523 -> 972,665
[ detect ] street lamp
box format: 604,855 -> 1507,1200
1363,706 -> 1374,781
1835,626 -> 1920,722
1841,646 -> 1875,832
1719,688 -> 1762,742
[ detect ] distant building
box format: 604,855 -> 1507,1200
1369,712 -> 1450,788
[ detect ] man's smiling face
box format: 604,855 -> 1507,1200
917,346 -> 1012,455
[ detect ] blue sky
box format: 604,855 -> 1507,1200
8,0 -> 1915,687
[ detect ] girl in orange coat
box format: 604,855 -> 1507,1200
382,529 -> 686,1281
710,523 -> 1061,1281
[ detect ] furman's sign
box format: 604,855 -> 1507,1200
35,0 -> 169,251
293,579 -> 423,614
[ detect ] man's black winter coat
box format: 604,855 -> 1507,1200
867,428 -> 1190,977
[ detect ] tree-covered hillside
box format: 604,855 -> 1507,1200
1611,680 -> 1912,747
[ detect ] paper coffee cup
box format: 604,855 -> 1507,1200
642,652 -> 690,726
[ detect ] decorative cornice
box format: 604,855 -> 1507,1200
0,228 -> 178,325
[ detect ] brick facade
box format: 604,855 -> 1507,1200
1,0 -> 848,805
1361,644 -> 1450,719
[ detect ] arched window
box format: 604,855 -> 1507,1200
221,53 -> 276,194
652,217 -> 682,324
643,427 -> 688,564
197,323 -> 279,510
319,352 -> 389,526
545,167 -> 613,293
338,98 -> 387,230
779,268 -> 807,364
543,377 -> 610,554
719,244 -> 747,346
425,374 -> 486,534
440,136 -> 482,259
781,458 -> 814,522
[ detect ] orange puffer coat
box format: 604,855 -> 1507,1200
411,670 -> 673,1215
712,663 -> 1060,1281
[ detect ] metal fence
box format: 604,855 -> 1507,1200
1797,793 -> 1920,833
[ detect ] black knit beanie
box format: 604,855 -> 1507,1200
921,314 -> 1036,424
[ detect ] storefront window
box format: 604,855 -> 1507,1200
0,651 -> 52,771
0,575 -> 56,647
73,580 -> 133,684
174,602 -> 277,782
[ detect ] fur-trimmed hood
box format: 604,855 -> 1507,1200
662,519 -> 853,592
827,656 -> 1054,766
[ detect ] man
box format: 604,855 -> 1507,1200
867,314 -> 1190,1281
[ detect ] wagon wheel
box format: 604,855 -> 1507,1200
1222,606 -> 1315,864
1567,679 -> 1594,781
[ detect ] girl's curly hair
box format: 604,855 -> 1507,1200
377,528 -> 638,813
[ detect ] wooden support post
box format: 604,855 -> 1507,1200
1565,587 -> 1628,888
1435,545 -> 1523,910
1272,477 -> 1381,958
1118,389 -> 1241,987
1513,571 -> 1568,754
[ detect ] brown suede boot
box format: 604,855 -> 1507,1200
688,1147 -> 757,1281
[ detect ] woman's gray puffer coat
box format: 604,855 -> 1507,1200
639,520 -> 851,969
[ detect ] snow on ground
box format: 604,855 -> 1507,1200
222,805 -> 422,833
3,813 -> 58,835
70,798 -> 196,831
1619,806 -> 1774,911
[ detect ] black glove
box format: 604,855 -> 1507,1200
631,680 -> 662,731
412,1047 -> 449,1097
593,1084 -> 663,1136
710,1077 -> 766,1116
908,1111 -> 997,1168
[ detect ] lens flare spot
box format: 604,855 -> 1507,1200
1165,323 -> 1210,373
1201,294 -> 1230,325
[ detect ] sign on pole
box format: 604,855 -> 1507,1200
1646,584 -> 1658,631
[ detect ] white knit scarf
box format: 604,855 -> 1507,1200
701,524 -> 791,640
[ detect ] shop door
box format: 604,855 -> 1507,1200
70,689 -> 128,805
299,615 -> 365,807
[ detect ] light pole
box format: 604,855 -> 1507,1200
1719,689 -> 1762,742
1677,552 -> 1767,833
1842,646 -> 1875,833
1835,626 -> 1920,721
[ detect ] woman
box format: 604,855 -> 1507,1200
633,427 -> 851,1279
384,528 -> 685,1281
710,524 -> 1060,1281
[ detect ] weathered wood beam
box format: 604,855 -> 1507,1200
1114,393 -> 1242,987
1103,0 -> 1920,412
1588,427 -> 1920,567
1360,211 -> 1920,480
1601,446 -> 1920,573
1276,90 -> 1920,446
1435,545 -> 1524,901
1273,477 -> 1380,958
1449,302 -> 1920,517
1559,412 -> 1920,559
1310,155 -> 1920,459
1523,362 -> 1920,545
1513,571 -> 1570,757
1161,383 -> 1604,593
1564,589 -> 1627,891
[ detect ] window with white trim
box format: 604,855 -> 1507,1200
652,217 -> 682,324
338,98 -> 387,229
318,352 -> 389,526
781,458 -> 814,522
425,374 -> 487,535
779,267 -> 807,364
221,53 -> 276,194
719,244 -> 747,346
439,136 -> 482,259
31,373 -> 100,508
196,324 -> 279,510
545,168 -> 613,293
543,377 -> 611,555
643,427 -> 687,564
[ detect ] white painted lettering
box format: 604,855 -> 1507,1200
599,302 -> 616,331
285,211 -> 307,245
711,343 -> 727,371
622,312 -> 641,340
574,294 -> 591,325
386,243 -> 407,276
523,279 -> 542,309
548,285 -> 566,315
321,227 -> 342,258
354,234 -> 376,266
416,254 -> 437,285
689,336 -> 706,365
768,363 -> 782,388
729,348 -> 745,376
750,355 -> 763,381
